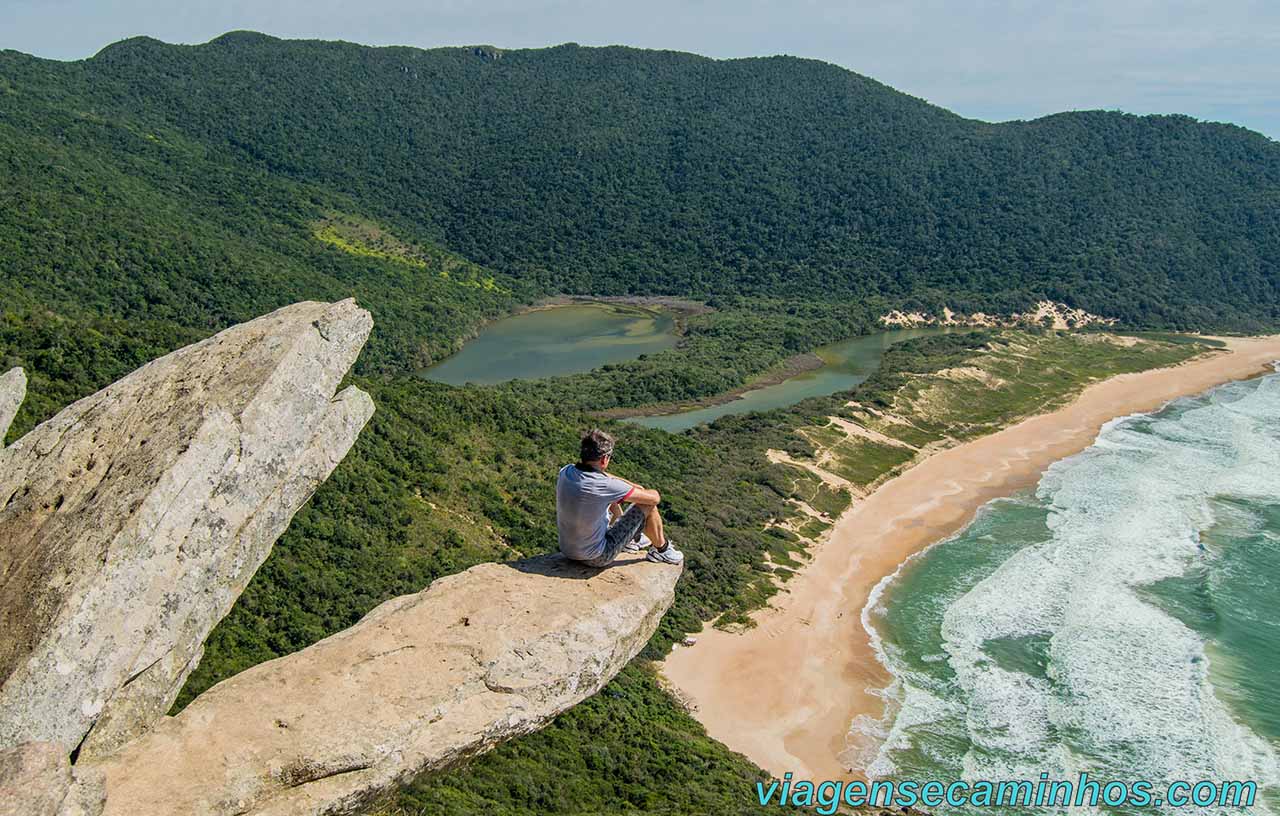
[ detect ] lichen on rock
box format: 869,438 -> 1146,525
0,299 -> 682,816
0,366 -> 25,445
0,300 -> 374,759
81,552 -> 680,816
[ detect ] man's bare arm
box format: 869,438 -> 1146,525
606,471 -> 661,505
624,485 -> 661,505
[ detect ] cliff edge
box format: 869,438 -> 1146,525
0,300 -> 681,816
82,551 -> 679,815
0,300 -> 374,758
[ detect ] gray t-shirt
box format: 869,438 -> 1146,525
556,464 -> 634,561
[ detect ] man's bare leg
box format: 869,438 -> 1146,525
641,504 -> 668,550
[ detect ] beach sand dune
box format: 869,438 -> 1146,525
661,335 -> 1280,782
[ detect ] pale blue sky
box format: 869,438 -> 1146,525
4,0 -> 1278,138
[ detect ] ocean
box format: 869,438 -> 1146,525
858,368 -> 1280,814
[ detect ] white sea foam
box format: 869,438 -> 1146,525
866,372 -> 1280,814
855,503 -> 1001,776
859,679 -> 962,778
855,550 -> 930,777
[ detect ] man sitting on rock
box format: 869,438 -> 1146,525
556,428 -> 683,567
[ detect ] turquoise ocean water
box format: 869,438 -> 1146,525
859,368 -> 1280,814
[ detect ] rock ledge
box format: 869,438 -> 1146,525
0,300 -> 374,758
83,552 -> 680,816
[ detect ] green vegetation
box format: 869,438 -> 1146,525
3,33 -> 1276,426
10,33 -> 1279,330
0,55 -> 533,400
374,665 -> 808,816
313,214 -> 507,292
0,29 -> 1268,816
150,329 -> 1201,815
789,332 -> 1207,493
842,332 -> 1206,450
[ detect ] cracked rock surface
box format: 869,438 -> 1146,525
0,366 -> 25,445
81,552 -> 680,816
0,742 -> 104,816
0,300 -> 374,760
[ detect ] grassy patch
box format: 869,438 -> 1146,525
826,440 -> 916,487
797,518 -> 832,539
781,331 -> 1208,502
810,484 -> 852,517
314,214 -> 507,293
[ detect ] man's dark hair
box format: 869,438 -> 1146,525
580,428 -> 615,463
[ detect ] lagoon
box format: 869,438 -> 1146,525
421,302 -> 678,385
425,305 -> 949,431
629,328 -> 950,432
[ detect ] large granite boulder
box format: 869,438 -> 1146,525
0,300 -> 374,759
81,552 -> 680,816
0,366 -> 25,444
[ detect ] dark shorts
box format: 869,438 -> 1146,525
581,504 -> 647,568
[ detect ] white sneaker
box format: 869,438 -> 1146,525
647,542 -> 684,565
624,533 -> 652,553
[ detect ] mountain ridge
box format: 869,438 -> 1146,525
1,30 -> 1276,816
5,32 -> 1276,333
74,32 -> 1280,139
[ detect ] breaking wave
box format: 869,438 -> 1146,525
860,372 -> 1280,814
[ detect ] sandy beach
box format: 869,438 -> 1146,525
661,334 -> 1280,782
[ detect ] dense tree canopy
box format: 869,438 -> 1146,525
6,32 -> 1276,329
4,33 -> 1280,339
0,31 -> 1276,815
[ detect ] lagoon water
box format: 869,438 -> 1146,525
426,305 -> 951,427
630,328 -> 949,432
422,303 -> 677,385
861,370 -> 1280,814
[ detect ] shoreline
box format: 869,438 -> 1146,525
520,294 -> 712,326
529,293 -> 712,315
660,334 -> 1280,783
426,295 -> 699,370
596,350 -> 825,421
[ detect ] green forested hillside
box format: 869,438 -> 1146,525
0,30 -> 1276,816
8,31 -> 1279,329
0,58 -> 531,378
3,31 -> 1278,433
